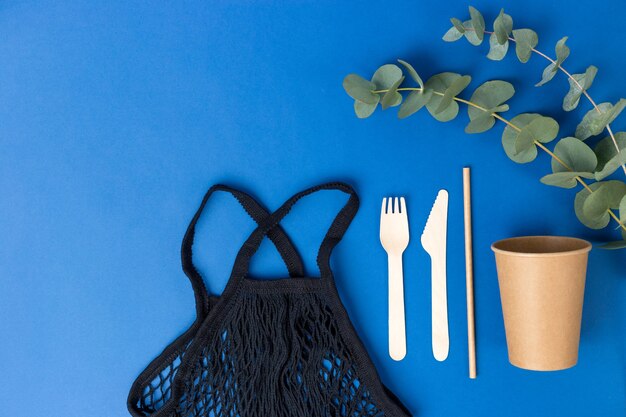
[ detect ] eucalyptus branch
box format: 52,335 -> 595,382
343,59 -> 626,247
445,7 -> 626,179
473,27 -> 626,177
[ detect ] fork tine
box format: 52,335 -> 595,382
394,197 -> 399,214
400,197 -> 406,214
387,197 -> 392,214
381,197 -> 387,216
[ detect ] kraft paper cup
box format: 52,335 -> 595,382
491,236 -> 591,371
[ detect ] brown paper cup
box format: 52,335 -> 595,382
491,236 -> 591,371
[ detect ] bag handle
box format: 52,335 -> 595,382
181,184 -> 305,318
227,182 -> 359,288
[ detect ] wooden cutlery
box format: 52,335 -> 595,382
421,190 -> 450,362
380,197 -> 409,361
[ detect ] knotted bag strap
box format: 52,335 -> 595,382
181,184 -> 305,318
227,182 -> 359,288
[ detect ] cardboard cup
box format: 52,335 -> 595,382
491,236 -> 591,371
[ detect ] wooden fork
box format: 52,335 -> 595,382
380,197 -> 409,361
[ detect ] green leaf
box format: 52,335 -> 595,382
469,6 -> 485,41
600,240 -> 626,249
343,74 -> 378,104
582,180 -> 626,226
465,112 -> 496,133
540,172 -> 594,189
512,29 -> 538,63
466,80 -> 514,133
574,182 -> 611,229
594,148 -> 626,180
371,64 -> 403,90
551,137 -> 597,173
397,60 -> 424,89
435,75 -> 471,114
535,63 -> 557,87
595,132 -> 626,172
463,20 -> 482,46
381,76 -> 404,110
425,73 -> 470,121
487,33 -> 509,61
493,9 -> 513,45
468,80 -> 514,115
501,113 -> 541,163
450,17 -> 466,33
555,37 -> 570,67
514,116 -> 559,153
398,89 -> 432,119
354,99 -> 378,118
563,66 -> 597,111
575,99 -> 626,140
443,26 -> 463,42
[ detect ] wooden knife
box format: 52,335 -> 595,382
420,189 -> 449,362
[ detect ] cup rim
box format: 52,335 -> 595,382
491,235 -> 592,257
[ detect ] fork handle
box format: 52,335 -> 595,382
388,253 -> 406,361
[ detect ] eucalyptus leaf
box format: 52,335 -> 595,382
466,80 -> 514,132
514,116 -> 559,153
491,104 -> 510,113
371,64 -> 403,90
354,99 -> 378,118
487,33 -> 509,61
436,75 -> 471,114
398,89 -> 432,119
468,80 -> 514,116
535,63 -> 557,87
594,148 -> 626,180
555,37 -> 570,67
425,73 -> 469,121
465,112 -> 496,133
562,65 -> 597,111
501,113 -> 541,163
381,76 -> 405,110
443,26 -> 464,42
540,172 -> 594,189
574,182 -> 615,229
594,132 -> 626,171
575,99 -> 626,140
469,6 -> 485,41
397,59 -> 424,89
582,181 -> 626,226
512,29 -> 538,63
450,17 -> 466,33
493,9 -> 512,45
343,74 -> 378,104
551,137 -> 597,174
463,20 -> 482,46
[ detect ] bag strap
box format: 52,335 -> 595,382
226,182 -> 359,289
181,184 -> 305,318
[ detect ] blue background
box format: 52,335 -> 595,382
2,1 -> 625,416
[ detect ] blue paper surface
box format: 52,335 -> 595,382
1,1 -> 625,416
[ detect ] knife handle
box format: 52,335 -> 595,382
388,252 -> 406,361
431,253 -> 449,361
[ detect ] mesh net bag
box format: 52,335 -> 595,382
128,183 -> 412,417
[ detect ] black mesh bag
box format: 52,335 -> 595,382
127,183 -> 412,417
